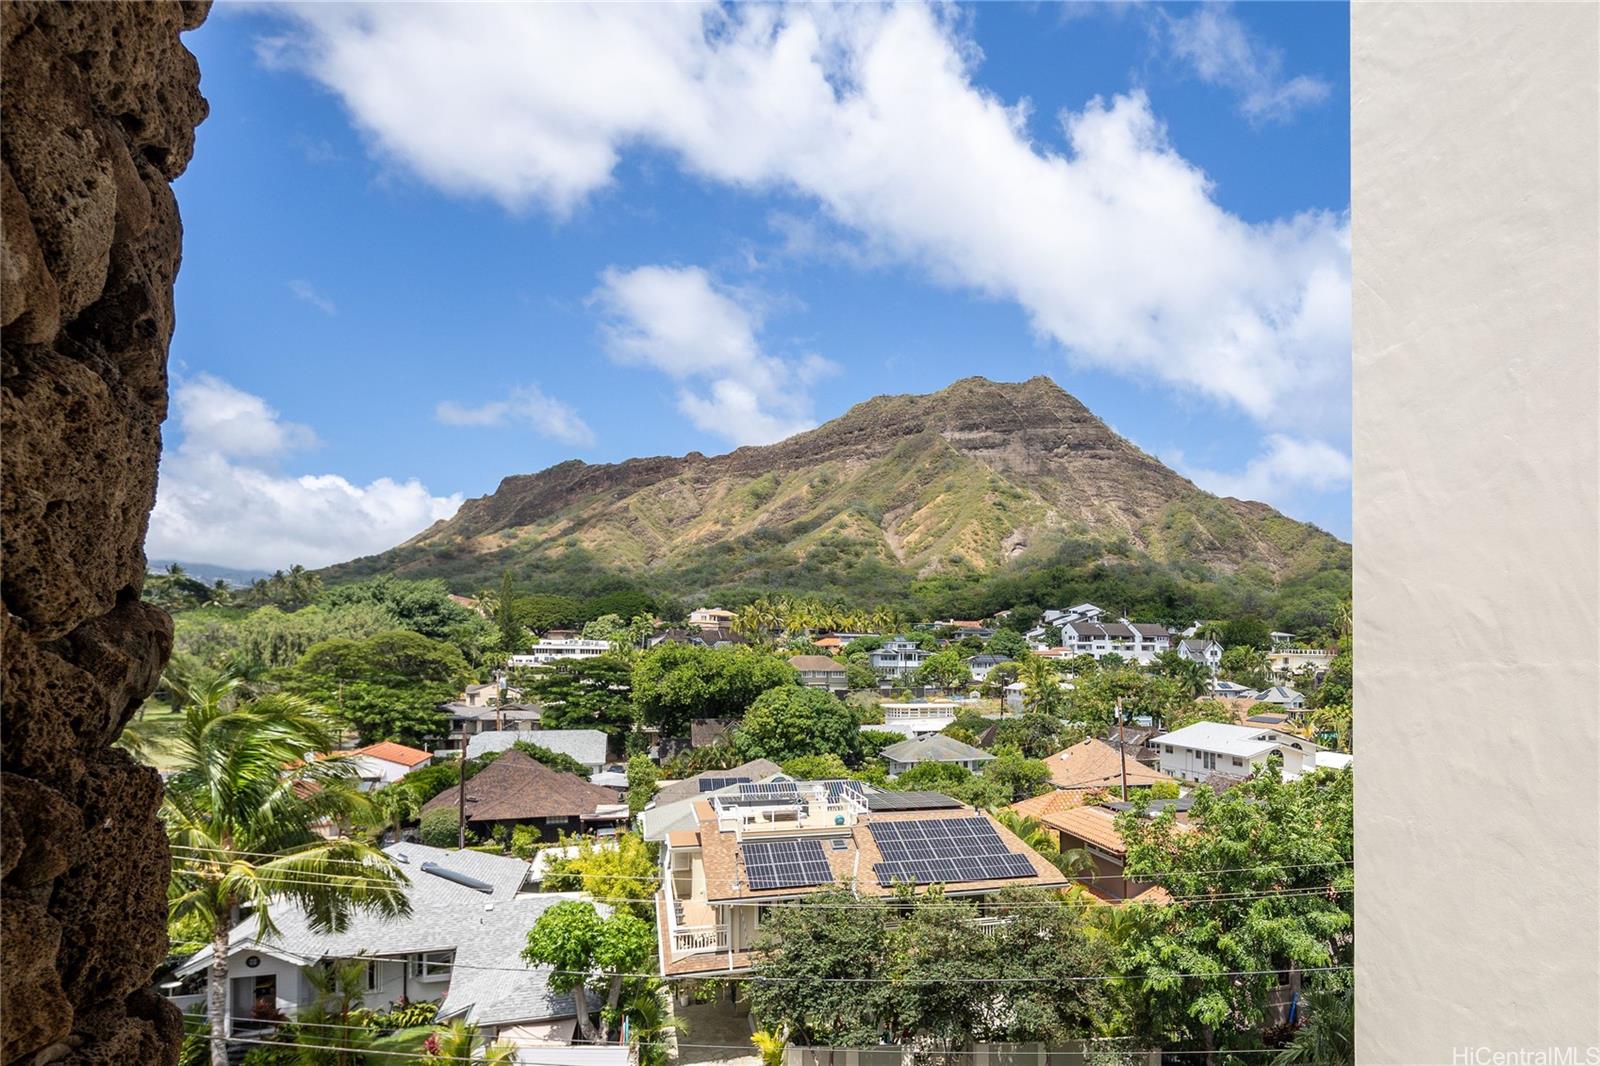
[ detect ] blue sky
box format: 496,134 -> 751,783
152,2 -> 1351,571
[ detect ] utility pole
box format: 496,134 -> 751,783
1116,696 -> 1129,802
457,748 -> 467,850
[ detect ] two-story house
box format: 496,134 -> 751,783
656,778 -> 1071,977
967,653 -> 1011,682
1177,638 -> 1224,671
507,638 -> 612,668
873,700 -> 960,739
689,607 -> 737,631
1152,722 -> 1321,783
787,654 -> 849,694
868,638 -> 932,678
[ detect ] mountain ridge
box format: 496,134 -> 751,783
329,376 -> 1348,603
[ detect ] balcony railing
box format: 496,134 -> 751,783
672,924 -> 730,955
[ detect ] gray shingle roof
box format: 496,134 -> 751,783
466,728 -> 607,764
880,734 -> 996,765
177,844 -> 595,1027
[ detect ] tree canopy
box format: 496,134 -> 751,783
733,686 -> 861,764
632,644 -> 798,737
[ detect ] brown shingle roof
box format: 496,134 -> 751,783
420,750 -> 618,824
787,655 -> 846,672
693,805 -> 1071,903
1044,738 -> 1174,791
1042,805 -> 1129,855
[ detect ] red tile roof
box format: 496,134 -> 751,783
351,741 -> 434,767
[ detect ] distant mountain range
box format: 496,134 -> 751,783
147,559 -> 273,588
323,377 -> 1349,610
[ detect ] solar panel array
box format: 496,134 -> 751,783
741,838 -> 835,891
824,779 -> 868,803
868,817 -> 1039,887
698,775 -> 752,793
737,780 -> 800,797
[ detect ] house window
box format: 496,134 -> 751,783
1232,757 -> 1244,767
366,961 -> 381,992
1164,745 -> 1173,754
409,951 -> 453,982
1202,752 -> 1217,771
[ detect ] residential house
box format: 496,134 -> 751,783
1266,646 -> 1337,680
457,681 -> 523,708
1254,685 -> 1307,711
646,628 -> 709,649
688,607 -> 737,631
656,780 -> 1071,976
1126,623 -> 1175,663
1002,678 -> 1072,714
1151,722 -> 1322,783
640,760 -> 787,841
872,700 -> 960,739
1178,638 -> 1224,671
420,750 -> 626,841
443,702 -> 542,750
1207,678 -> 1255,700
967,653 -> 1011,682
1041,800 -> 1194,902
788,654 -> 849,694
506,638 -> 612,668
1058,619 -> 1138,661
868,638 -> 932,678
464,729 -> 609,775
1041,738 -> 1175,796
880,734 -> 997,777
689,718 -> 736,750
341,742 -> 433,789
173,844 -> 599,1045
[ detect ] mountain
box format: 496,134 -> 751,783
325,377 -> 1349,609
147,559 -> 273,588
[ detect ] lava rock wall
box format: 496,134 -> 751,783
2,3 -> 208,1062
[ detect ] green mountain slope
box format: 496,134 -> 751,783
324,377 -> 1349,612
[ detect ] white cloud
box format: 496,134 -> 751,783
434,384 -> 595,446
1167,434 -> 1351,510
170,372 -> 319,459
288,278 -> 337,315
264,3 -> 1350,446
1164,5 -> 1331,124
148,375 -> 461,570
592,265 -> 833,446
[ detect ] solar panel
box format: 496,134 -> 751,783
698,775 -> 752,793
823,779 -> 867,802
867,817 -> 1040,887
738,780 -> 800,797
740,838 -> 835,891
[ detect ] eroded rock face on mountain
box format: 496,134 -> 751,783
2,3 -> 208,1062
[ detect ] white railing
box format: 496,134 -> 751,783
671,924 -> 730,955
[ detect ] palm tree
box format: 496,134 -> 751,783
992,810 -> 1092,879
1015,654 -> 1065,716
294,960 -> 375,1065
163,690 -> 411,1066
624,982 -> 688,1066
423,1020 -> 516,1064
1274,985 -> 1353,1066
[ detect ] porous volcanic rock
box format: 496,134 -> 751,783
2,3 -> 208,1063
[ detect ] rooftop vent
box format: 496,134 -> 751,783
420,861 -> 494,894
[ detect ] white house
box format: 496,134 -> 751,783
174,845 -> 600,1047
879,734 -> 997,777
1152,722 -> 1321,783
1177,638 -> 1224,671
1254,685 -> 1307,711
967,654 -> 1011,682
1266,647 -> 1337,679
871,701 -> 959,738
464,729 -> 610,775
507,639 -> 612,668
340,742 -> 434,789
868,638 -> 932,678
1208,679 -> 1255,700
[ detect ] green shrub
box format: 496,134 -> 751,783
419,807 -> 461,847
1149,779 -> 1181,800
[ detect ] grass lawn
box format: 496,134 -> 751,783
125,699 -> 187,773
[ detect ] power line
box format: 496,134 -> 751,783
168,857 -> 1350,902
167,843 -> 1353,885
